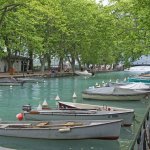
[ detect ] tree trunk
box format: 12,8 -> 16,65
76,56 -> 81,70
47,54 -> 51,70
59,57 -> 63,72
4,36 -> 13,71
28,50 -> 33,71
40,56 -> 46,73
71,57 -> 75,73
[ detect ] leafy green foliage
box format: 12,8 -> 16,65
0,0 -> 149,70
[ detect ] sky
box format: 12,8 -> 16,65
96,0 -> 109,5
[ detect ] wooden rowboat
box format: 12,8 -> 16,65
0,120 -> 122,140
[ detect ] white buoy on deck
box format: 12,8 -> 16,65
55,95 -> 60,101
42,99 -> 49,109
42,99 -> 48,106
96,84 -> 101,88
72,92 -> 77,99
102,80 -> 105,84
37,103 -> 42,111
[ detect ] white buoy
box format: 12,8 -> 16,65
124,77 -> 126,81
37,103 -> 42,111
42,99 -> 48,106
95,82 -> 98,86
104,82 -> 107,87
72,92 -> 77,99
96,84 -> 101,88
42,99 -> 49,109
102,80 -> 105,84
109,79 -> 111,82
10,85 -> 13,88
55,95 -> 60,101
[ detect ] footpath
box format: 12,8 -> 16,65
0,71 -> 74,79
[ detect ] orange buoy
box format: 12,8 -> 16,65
16,113 -> 23,121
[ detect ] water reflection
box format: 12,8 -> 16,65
0,136 -> 120,150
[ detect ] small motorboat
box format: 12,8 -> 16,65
128,77 -> 150,83
107,82 -> 150,91
139,71 -> 150,78
58,101 -> 133,111
16,77 -> 44,83
0,120 -> 122,140
82,86 -> 150,101
0,78 -> 25,86
75,70 -> 93,77
21,103 -> 133,126
58,101 -> 134,126
124,66 -> 150,74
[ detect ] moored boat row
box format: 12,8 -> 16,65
3,69 -> 149,141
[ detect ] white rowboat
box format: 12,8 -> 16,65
22,104 -> 133,126
58,101 -> 134,126
0,120 -> 122,140
75,70 -> 93,76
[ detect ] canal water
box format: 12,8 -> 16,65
0,71 -> 149,150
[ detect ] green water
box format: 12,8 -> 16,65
0,71 -> 149,150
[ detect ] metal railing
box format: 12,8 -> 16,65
129,105 -> 150,150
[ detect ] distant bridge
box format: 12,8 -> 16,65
132,55 -> 150,66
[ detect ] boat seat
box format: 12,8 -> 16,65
0,124 -> 9,128
36,122 -> 49,127
0,124 -> 31,128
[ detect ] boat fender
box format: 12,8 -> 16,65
16,113 -> 24,121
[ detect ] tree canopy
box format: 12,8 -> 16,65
0,0 -> 149,71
